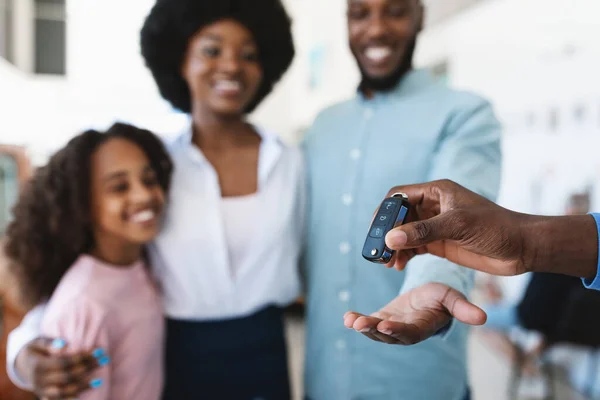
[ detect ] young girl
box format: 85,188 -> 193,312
4,123 -> 173,399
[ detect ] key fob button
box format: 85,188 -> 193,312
374,214 -> 391,225
369,226 -> 385,238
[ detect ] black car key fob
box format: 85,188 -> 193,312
362,193 -> 411,264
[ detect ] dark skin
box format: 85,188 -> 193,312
340,0 -> 490,345
347,0 -> 423,95
17,139 -> 165,399
344,179 -> 599,343
14,19 -> 265,399
17,338 -> 97,400
183,19 -> 263,197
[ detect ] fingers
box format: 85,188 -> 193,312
31,347 -> 106,400
343,311 -> 361,329
344,312 -> 380,333
385,183 -> 429,208
440,288 -> 487,326
37,377 -> 98,400
38,355 -> 99,386
351,315 -> 384,333
387,209 -> 471,250
343,313 -> 407,344
344,313 -> 422,345
35,352 -> 100,390
385,219 -> 440,249
375,320 -> 423,345
448,297 -> 487,326
28,337 -> 65,357
393,250 -> 418,271
40,351 -> 99,372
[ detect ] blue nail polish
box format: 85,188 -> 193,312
90,378 -> 103,389
98,356 -> 111,366
51,338 -> 66,349
92,348 -> 105,359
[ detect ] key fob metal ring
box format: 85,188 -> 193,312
362,192 -> 411,264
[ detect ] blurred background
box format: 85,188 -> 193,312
3,0 -> 600,399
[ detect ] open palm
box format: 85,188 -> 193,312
343,283 -> 486,345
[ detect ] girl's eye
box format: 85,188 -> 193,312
143,175 -> 159,187
111,183 -> 129,193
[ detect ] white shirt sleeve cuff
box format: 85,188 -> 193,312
6,304 -> 47,390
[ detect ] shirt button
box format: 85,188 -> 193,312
336,339 -> 347,350
339,242 -> 351,254
364,108 -> 374,120
350,149 -> 361,160
339,291 -> 351,302
342,194 -> 353,205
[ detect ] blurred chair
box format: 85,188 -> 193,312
510,273 -> 600,400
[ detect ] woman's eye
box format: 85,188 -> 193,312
202,46 -> 220,58
242,50 -> 259,62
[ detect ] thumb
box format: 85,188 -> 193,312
386,212 -> 455,250
29,337 -> 68,356
440,289 -> 487,326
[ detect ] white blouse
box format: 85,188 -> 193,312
220,194 -> 260,279
149,126 -> 306,320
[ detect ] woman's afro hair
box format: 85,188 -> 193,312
140,0 -> 295,114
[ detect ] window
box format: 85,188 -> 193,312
34,0 -> 66,75
0,0 -> 13,63
0,154 -> 18,235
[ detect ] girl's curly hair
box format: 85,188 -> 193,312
140,0 -> 295,114
4,123 -> 173,308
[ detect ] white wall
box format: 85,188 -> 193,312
417,0 -> 600,119
3,0 -> 600,182
252,0 -> 360,140
414,0 -> 600,212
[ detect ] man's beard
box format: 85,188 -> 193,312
357,35 -> 417,94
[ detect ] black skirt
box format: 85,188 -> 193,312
162,306 -> 291,400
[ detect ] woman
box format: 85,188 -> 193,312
6,0 -> 304,399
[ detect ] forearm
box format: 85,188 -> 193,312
401,255 -> 473,296
523,214 -> 598,279
7,325 -> 40,390
6,304 -> 46,389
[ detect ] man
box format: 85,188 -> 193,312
343,179 -> 600,344
302,0 -> 502,398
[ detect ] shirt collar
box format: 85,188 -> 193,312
358,68 -> 435,103
175,123 -> 284,188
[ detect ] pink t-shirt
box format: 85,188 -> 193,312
41,254 -> 164,400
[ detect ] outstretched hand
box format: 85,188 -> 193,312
343,282 -> 486,345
